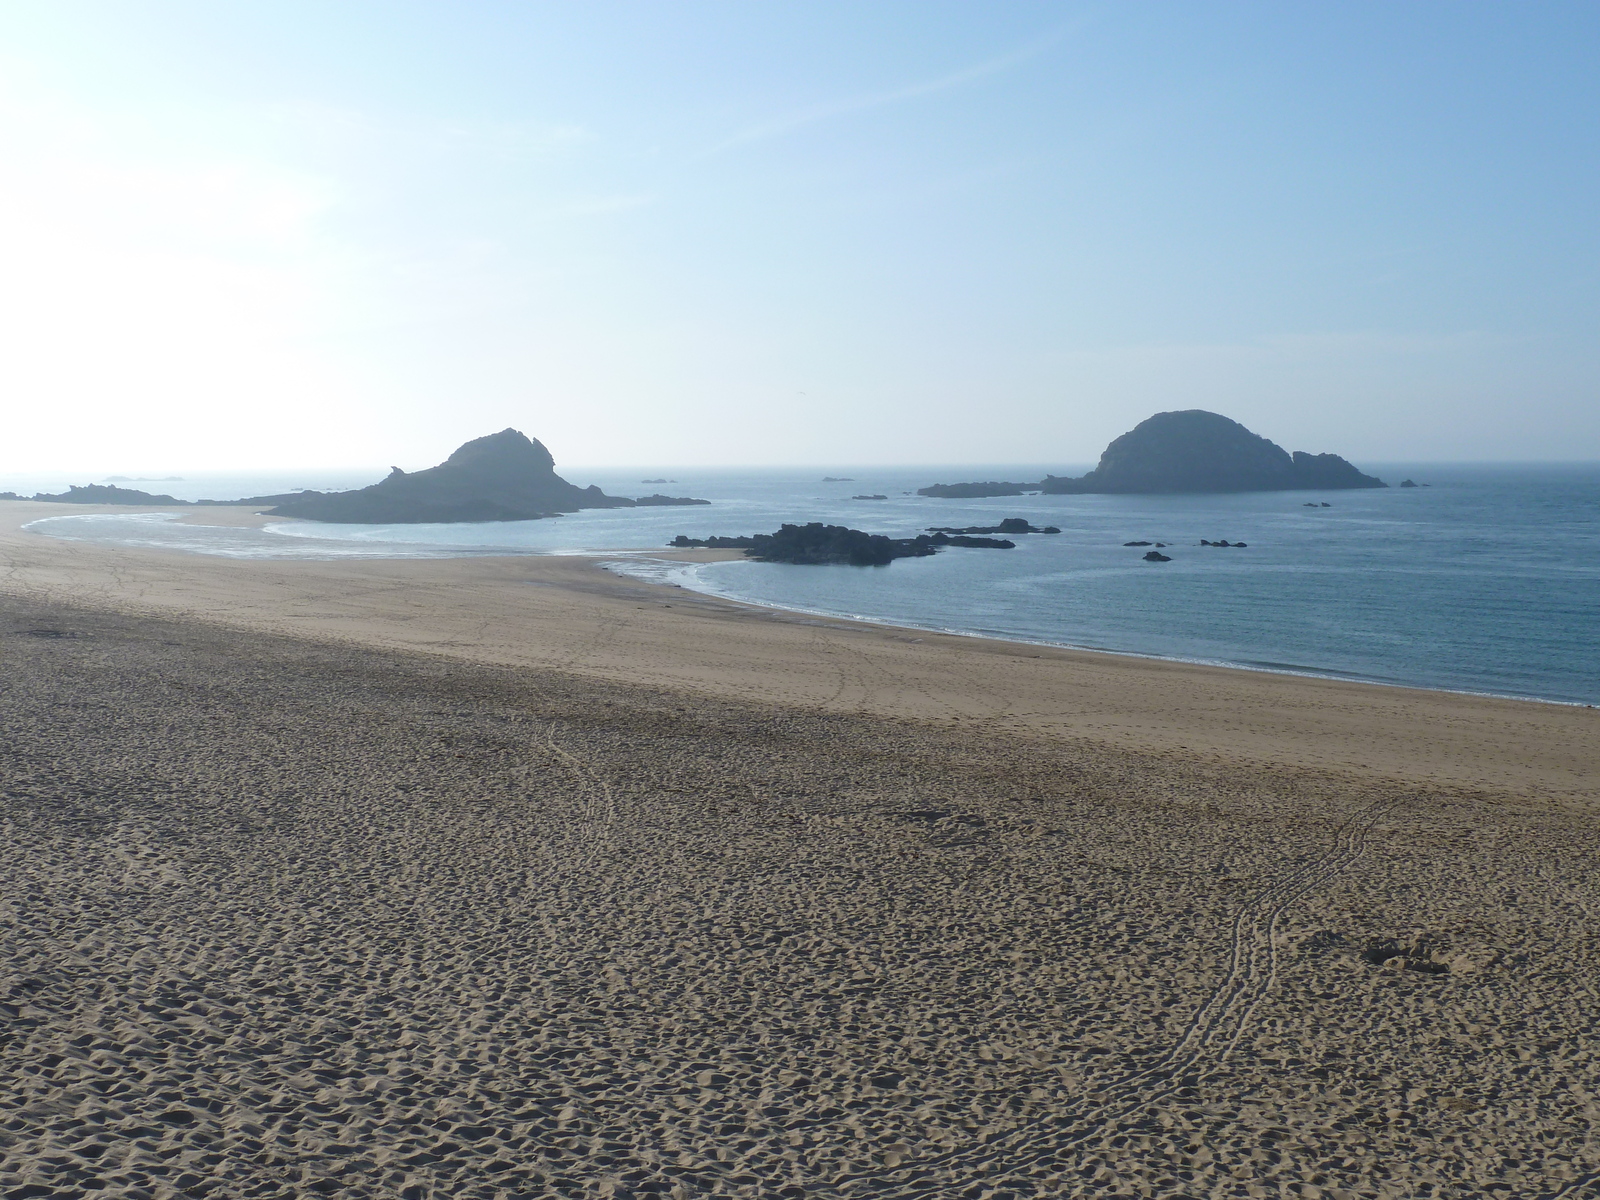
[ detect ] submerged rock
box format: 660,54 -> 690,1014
1143,550 -> 1172,562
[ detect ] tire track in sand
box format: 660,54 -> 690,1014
838,794 -> 1399,1197
544,724 -> 617,865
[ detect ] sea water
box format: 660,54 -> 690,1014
13,463 -> 1599,705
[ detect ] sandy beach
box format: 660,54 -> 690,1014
2,501 -> 1598,1199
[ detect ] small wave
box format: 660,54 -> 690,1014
24,513 -> 543,561
608,556 -> 1591,708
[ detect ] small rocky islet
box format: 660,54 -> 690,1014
927,518 -> 1060,535
669,523 -> 1019,566
669,515 -> 1070,566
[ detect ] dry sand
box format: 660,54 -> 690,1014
1,501 -> 1598,1199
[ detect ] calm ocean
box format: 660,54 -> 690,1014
14,463 -> 1600,706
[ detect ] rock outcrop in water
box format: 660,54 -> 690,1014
919,411 -> 1386,497
632,494 -> 711,507
263,429 -> 703,523
927,519 -> 1060,535
917,480 -> 1036,499
669,522 -> 1014,566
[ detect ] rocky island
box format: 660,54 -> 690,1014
670,522 -> 1013,566
261,429 -> 709,523
915,479 -> 1035,499
633,494 -> 710,507
4,430 -> 709,521
919,410 -> 1386,497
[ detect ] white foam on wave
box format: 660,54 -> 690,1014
24,512 -> 538,561
600,555 -> 1590,708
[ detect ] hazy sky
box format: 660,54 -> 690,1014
2,2 -> 1597,472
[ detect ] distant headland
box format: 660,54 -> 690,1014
919,410 -> 1386,498
2,429 -> 711,521
11,483 -> 189,506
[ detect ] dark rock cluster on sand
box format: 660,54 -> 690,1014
920,410 -> 1387,498
670,522 -> 1014,566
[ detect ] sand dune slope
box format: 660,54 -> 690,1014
3,600 -> 1598,1199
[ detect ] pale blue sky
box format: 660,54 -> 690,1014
1,2 -> 1596,470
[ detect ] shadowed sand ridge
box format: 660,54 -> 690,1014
3,598 -> 1599,1199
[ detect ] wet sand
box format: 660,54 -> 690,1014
1,501 -> 1598,1198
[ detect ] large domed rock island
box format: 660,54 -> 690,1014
262,429 -> 707,523
3,429 -> 709,518
919,410 -> 1386,498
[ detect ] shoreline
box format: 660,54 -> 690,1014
627,554 -> 1599,711
3,500 -> 1595,806
25,500 -> 1599,710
